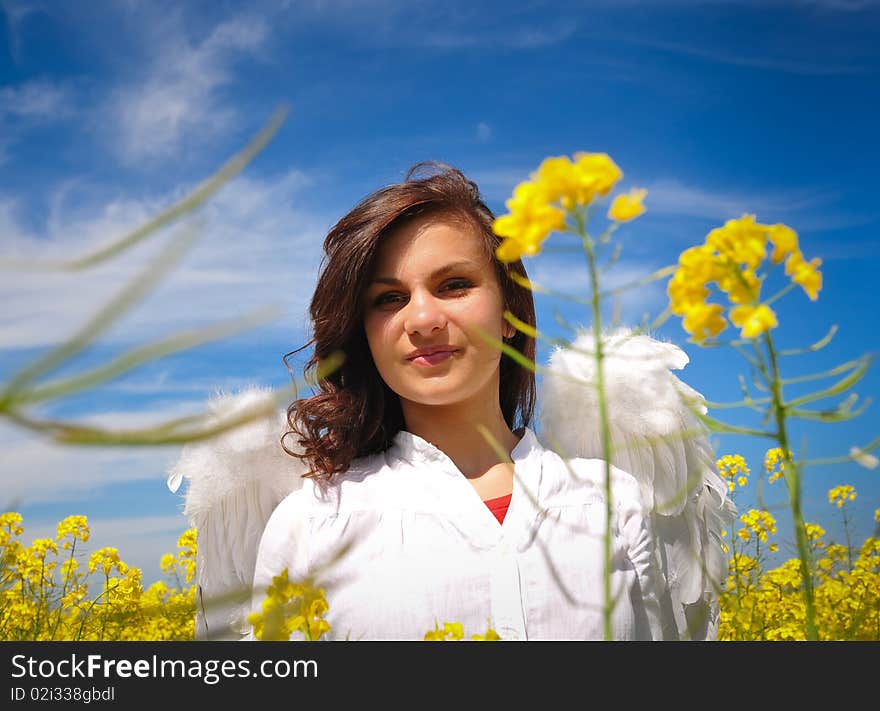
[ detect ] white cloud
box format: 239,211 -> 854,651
467,167 -> 533,205
528,259 -> 668,334
616,34 -> 872,76
471,166 -> 834,222
644,180 -> 781,220
0,404 -> 193,507
101,371 -> 267,396
108,15 -> 270,163
639,179 -> 874,236
0,422 -> 177,506
0,79 -> 75,164
0,79 -> 73,120
0,167 -> 325,350
476,122 -> 492,142
422,20 -> 579,50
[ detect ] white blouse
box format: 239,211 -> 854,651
249,426 -> 665,641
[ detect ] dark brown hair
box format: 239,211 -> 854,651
283,161 -> 536,480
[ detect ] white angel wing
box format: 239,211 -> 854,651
538,327 -> 737,640
166,386 -> 307,640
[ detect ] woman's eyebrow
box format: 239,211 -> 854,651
369,260 -> 477,287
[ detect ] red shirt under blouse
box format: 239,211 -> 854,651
483,493 -> 512,525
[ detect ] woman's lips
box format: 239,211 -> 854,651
408,350 -> 457,367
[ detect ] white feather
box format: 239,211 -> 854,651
166,386 -> 307,640
538,326 -> 737,640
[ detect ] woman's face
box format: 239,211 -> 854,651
363,214 -> 515,414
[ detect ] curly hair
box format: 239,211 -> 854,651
283,161 -> 536,480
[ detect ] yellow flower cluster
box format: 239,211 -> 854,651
161,528 -> 196,586
721,507 -> 879,640
719,482 -> 880,640
608,188 -> 647,223
764,447 -> 791,484
737,509 -> 778,544
88,547 -> 128,577
668,215 -> 822,342
828,485 -> 857,509
4,494 -> 878,641
0,514 -> 195,641
717,454 -> 750,493
424,620 -> 501,641
805,523 -> 827,547
247,568 -> 330,641
492,153 -> 645,262
56,515 -> 89,550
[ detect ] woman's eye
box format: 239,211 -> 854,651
372,280 -> 472,307
444,279 -> 473,292
373,293 -> 403,306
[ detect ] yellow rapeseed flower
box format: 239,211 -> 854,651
307,597 -> 331,640
805,523 -> 826,546
706,215 -> 767,271
669,215 -> 820,345
492,152 -> 626,263
424,621 -> 465,641
0,512 -> 24,536
717,268 -> 761,305
493,180 -> 566,263
677,245 -> 723,282
56,515 -> 89,550
716,454 -> 750,493
248,568 -> 330,641
533,156 -> 583,211
607,188 -> 647,222
828,485 -> 856,509
738,509 -> 777,543
30,538 -> 59,560
767,224 -> 799,264
729,303 -> 778,339
667,271 -> 711,316
472,627 -> 502,641
531,152 -> 622,210
572,152 -> 623,198
785,251 -> 823,300
160,553 -> 175,573
87,547 -> 128,577
682,302 -> 727,343
764,447 -> 790,484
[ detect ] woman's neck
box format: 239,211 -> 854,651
401,404 -> 520,481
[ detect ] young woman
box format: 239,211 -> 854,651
246,162 -> 665,640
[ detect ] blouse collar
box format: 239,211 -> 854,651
389,425 -> 541,476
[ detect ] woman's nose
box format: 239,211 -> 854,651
403,290 -> 447,336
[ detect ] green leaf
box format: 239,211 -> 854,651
780,324 -> 838,356
785,354 -> 874,408
15,306 -> 282,406
698,412 -> 775,439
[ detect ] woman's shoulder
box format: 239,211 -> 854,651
537,443 -> 643,504
271,449 -> 393,515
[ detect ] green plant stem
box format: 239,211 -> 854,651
764,330 -> 818,640
33,558 -> 46,641
842,507 -> 854,571
577,212 -> 614,641
50,541 -> 77,641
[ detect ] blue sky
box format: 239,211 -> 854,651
1,0 -> 878,585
